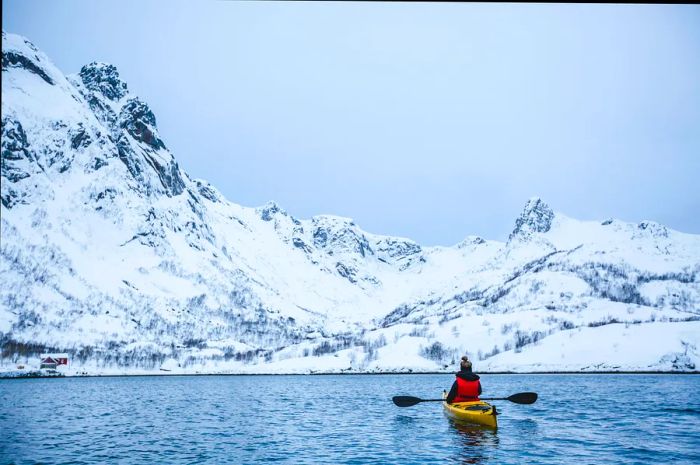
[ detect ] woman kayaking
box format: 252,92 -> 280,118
445,356 -> 482,403
392,357 -> 535,430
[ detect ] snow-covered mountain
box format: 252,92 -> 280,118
1,31 -> 698,376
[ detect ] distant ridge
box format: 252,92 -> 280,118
1,31 -> 699,376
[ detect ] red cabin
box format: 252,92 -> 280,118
40,353 -> 69,369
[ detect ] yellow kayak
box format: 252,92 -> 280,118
442,392 -> 498,429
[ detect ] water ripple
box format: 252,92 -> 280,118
1,374 -> 699,464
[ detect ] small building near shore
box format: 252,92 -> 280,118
40,353 -> 69,369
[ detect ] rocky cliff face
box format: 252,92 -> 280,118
509,197 -> 555,241
79,62 -> 128,101
1,31 -> 699,375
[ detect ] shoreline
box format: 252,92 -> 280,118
1,370 -> 698,380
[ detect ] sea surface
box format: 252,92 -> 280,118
1,374 -> 699,464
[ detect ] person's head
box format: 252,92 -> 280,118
460,356 -> 472,372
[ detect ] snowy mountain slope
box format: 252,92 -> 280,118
1,31 -> 698,375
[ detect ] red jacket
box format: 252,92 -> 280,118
446,370 -> 482,403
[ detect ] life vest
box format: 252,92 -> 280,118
453,376 -> 480,402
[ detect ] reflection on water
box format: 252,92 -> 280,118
449,418 -> 499,464
394,414 -> 418,425
510,418 -> 539,433
1,374 -> 698,464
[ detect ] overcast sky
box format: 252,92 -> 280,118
4,1 -> 699,245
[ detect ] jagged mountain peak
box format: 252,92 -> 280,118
310,215 -> 374,258
636,220 -> 669,238
2,31 -> 59,86
257,201 -> 287,221
3,30 -> 186,201
509,197 -> 555,241
374,236 -> 423,269
2,30 -> 38,52
312,214 -> 356,226
2,31 -> 699,376
78,62 -> 128,101
456,235 -> 487,248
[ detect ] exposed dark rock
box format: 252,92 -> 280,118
380,303 -> 418,328
260,202 -> 283,221
1,118 -> 34,184
2,51 -> 54,85
85,94 -> 117,127
118,98 -> 166,150
313,228 -> 328,248
355,235 -> 372,258
69,124 -> 92,150
116,135 -> 166,196
637,221 -> 669,238
115,101 -> 184,196
376,238 -> 422,259
509,198 -> 554,240
312,221 -> 374,257
116,135 -> 144,181
1,167 -> 30,183
335,262 -> 358,283
398,255 -> 426,271
1,118 -> 31,162
292,237 -> 312,254
142,153 -> 185,197
196,180 -> 220,203
92,188 -> 117,211
1,185 -> 28,209
43,144 -> 72,174
95,188 -> 117,202
79,62 -> 127,101
92,157 -> 108,171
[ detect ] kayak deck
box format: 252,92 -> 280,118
442,392 -> 498,429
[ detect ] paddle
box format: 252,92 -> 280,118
392,392 -> 538,407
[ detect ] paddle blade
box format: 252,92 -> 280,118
507,392 -> 538,404
392,396 -> 423,407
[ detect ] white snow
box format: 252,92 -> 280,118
1,31 -> 699,377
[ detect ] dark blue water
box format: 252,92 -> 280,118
1,374 -> 699,464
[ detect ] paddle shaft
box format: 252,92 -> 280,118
392,392 -> 537,407
393,397 -> 515,402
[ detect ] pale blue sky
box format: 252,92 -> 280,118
4,1 -> 700,245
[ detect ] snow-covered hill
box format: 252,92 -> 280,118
1,31 -> 698,376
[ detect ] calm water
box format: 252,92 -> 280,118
1,374 -> 699,464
